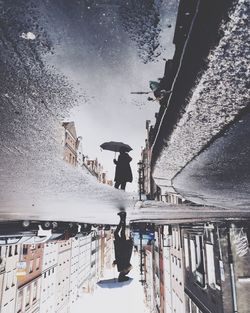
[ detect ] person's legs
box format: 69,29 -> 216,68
114,182 -> 120,189
120,182 -> 126,190
120,218 -> 126,240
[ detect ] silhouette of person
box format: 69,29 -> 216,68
112,211 -> 133,282
113,147 -> 133,190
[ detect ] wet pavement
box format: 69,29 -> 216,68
152,0 -> 249,211
173,110 -> 250,210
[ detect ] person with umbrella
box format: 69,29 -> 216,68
100,141 -> 133,191
112,211 -> 133,282
113,146 -> 133,190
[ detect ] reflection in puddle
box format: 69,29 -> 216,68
131,220 -> 250,313
0,219 -> 249,312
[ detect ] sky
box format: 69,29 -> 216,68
40,0 -> 179,191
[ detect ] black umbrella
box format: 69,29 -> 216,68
100,141 -> 132,153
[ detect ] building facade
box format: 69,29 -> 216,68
55,240 -> 71,312
40,242 -> 58,313
62,122 -> 78,166
16,243 -> 44,313
0,245 -> 20,313
182,222 -> 250,313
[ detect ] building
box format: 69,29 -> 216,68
152,226 -> 164,313
182,222 -> 250,313
89,231 -> 100,293
69,238 -> 79,306
62,122 -> 77,166
169,226 -> 185,313
83,157 -> 113,187
140,120 -> 161,200
40,242 -> 58,313
98,229 -> 113,279
83,158 -> 99,178
103,230 -> 113,271
55,240 -> 71,313
76,136 -> 84,167
0,245 -> 6,310
16,243 -> 44,313
0,245 -> 20,313
162,226 -> 173,313
144,245 -> 155,312
76,235 -> 91,294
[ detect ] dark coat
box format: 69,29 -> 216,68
114,238 -> 133,272
114,152 -> 133,183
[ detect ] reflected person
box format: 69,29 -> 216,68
112,211 -> 133,282
113,147 -> 133,190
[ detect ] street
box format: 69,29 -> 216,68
0,0 -> 249,313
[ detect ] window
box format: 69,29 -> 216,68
190,239 -> 196,273
12,270 -> 16,287
184,237 -> 190,269
33,282 -> 37,301
5,271 -> 12,290
0,246 -> 3,265
173,229 -> 176,249
26,286 -> 31,307
195,236 -> 205,287
29,260 -> 34,273
23,245 -> 28,255
174,228 -> 180,250
36,257 -> 40,270
178,258 -> 182,283
8,246 -> 12,257
17,291 -> 23,313
205,243 -> 216,287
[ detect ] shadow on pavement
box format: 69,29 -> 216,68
97,278 -> 133,288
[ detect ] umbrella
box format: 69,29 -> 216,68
100,141 -> 132,153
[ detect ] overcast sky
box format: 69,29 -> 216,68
42,0 -> 178,191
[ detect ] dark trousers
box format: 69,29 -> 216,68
114,181 -> 126,190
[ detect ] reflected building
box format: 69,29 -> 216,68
135,220 -> 250,313
40,242 -> 58,313
0,245 -> 20,313
169,226 -> 185,313
183,222 -> 250,313
62,121 -> 113,186
62,122 -> 78,167
16,243 -> 43,313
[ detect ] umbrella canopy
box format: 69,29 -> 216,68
100,141 -> 132,152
